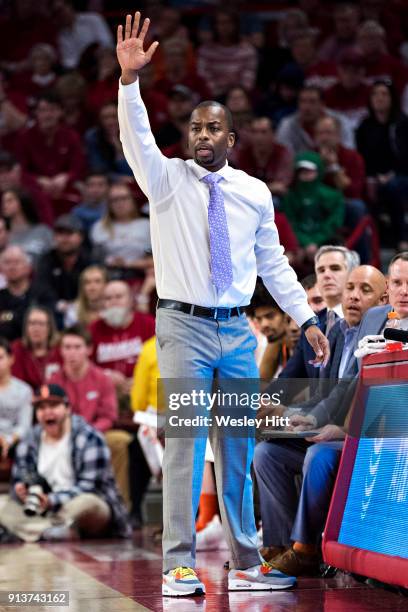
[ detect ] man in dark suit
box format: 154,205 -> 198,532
277,245 -> 359,387
254,265 -> 386,576
289,253 -> 408,431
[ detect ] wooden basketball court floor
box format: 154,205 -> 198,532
0,530 -> 407,612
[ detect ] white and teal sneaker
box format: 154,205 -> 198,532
228,562 -> 296,590
162,567 -> 206,597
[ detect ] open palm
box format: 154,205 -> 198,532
116,12 -> 159,73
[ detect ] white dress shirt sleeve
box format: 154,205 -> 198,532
255,191 -> 315,326
118,78 -> 172,201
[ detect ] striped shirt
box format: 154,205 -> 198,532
197,41 -> 258,97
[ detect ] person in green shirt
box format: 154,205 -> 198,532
282,151 -> 344,261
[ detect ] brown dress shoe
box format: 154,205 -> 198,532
268,547 -> 320,576
260,545 -> 286,563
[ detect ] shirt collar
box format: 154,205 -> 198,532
330,303 -> 344,319
186,159 -> 234,182
340,318 -> 358,337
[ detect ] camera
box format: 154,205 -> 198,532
22,472 -> 52,517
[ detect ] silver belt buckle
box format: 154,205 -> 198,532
218,308 -> 231,321
213,308 -> 218,319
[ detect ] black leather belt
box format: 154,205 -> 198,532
157,299 -> 243,320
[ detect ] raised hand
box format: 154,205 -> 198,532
117,12 -> 159,83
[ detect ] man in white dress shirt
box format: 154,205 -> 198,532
116,12 -> 329,597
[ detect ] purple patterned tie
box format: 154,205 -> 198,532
202,173 -> 233,293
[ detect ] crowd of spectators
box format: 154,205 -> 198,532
0,0 -> 407,573
1,2 -> 408,264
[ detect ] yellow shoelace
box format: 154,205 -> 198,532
171,567 -> 197,579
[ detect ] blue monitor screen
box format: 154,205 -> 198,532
338,384 -> 408,559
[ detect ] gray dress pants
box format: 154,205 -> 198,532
156,308 -> 263,572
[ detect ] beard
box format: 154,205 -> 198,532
100,306 -> 129,328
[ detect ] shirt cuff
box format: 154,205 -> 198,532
290,303 -> 316,328
118,77 -> 141,100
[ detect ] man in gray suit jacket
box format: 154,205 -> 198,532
254,265 -> 386,577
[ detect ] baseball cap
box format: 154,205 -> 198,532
33,384 -> 69,406
54,214 -> 83,233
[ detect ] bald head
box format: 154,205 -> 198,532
342,265 -> 386,327
0,245 -> 32,285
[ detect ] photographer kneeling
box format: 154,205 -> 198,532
0,384 -> 131,542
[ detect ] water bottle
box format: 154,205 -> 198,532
384,310 -> 403,351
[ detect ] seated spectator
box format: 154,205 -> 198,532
151,6 -> 192,54
12,306 -> 61,389
1,188 -> 53,262
281,153 -> 344,261
276,86 -> 355,155
52,0 -> 114,70
224,86 -> 254,152
357,20 -> 408,97
155,39 -> 211,101
314,116 -> 369,262
0,2 -> 56,69
237,117 -> 293,201
72,173 -> 109,235
86,47 -> 122,117
9,43 -> 57,110
298,0 -> 333,45
84,101 -> 133,180
0,337 -> 33,460
256,8 -> 309,89
246,282 -> 293,382
64,265 -> 107,328
0,246 -> 36,341
197,10 -> 258,98
360,0 -> 406,57
301,273 -> 326,314
254,265 -> 386,574
34,214 -> 96,322
315,116 -> 366,201
255,64 -> 304,128
155,85 -> 195,149
285,317 -> 301,354
0,72 -> 28,151
324,49 -> 370,130
0,383 -> 131,542
54,72 -> 91,136
90,183 -> 152,281
356,81 -> 408,250
90,280 -> 155,399
0,151 -> 54,226
288,30 -> 337,91
318,3 -> 360,63
49,326 -> 133,512
15,92 -> 86,216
